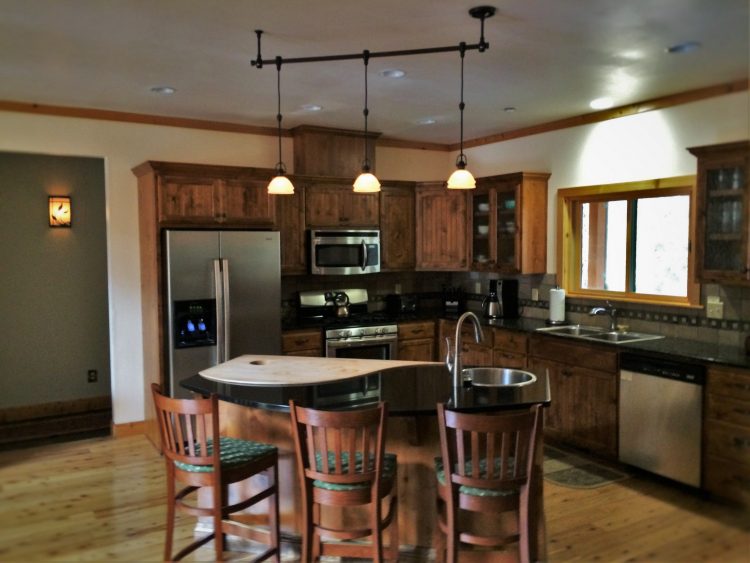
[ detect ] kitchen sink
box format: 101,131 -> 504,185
535,324 -> 664,345
464,367 -> 537,387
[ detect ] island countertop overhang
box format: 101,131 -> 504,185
182,356 -> 551,415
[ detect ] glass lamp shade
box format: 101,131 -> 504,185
267,174 -> 295,195
446,167 -> 476,189
353,172 -> 381,193
49,196 -> 72,227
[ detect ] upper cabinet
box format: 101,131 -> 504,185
305,182 -> 380,228
471,172 -> 549,274
135,161 -> 276,228
688,141 -> 750,285
380,184 -> 416,271
416,182 -> 469,271
276,182 -> 307,275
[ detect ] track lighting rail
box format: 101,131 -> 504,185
251,5 -> 495,68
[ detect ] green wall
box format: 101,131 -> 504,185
0,152 -> 110,408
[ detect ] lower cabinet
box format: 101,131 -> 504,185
704,365 -> 750,506
528,335 -> 618,458
281,329 -> 322,357
397,321 -> 435,361
492,327 -> 528,369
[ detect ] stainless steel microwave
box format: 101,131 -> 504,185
309,229 -> 380,275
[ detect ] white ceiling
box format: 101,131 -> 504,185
0,0 -> 747,145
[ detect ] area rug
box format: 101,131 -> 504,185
543,445 -> 628,489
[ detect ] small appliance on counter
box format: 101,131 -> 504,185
385,294 -> 418,315
481,280 -> 502,318
442,286 -> 465,315
497,279 -> 520,319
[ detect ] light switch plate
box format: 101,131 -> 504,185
531,288 -> 539,301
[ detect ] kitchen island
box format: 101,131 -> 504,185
182,355 -> 551,559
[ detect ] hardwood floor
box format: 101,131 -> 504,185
0,435 -> 746,562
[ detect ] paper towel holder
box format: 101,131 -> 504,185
546,286 -> 567,326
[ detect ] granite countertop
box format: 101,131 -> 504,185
182,361 -> 551,415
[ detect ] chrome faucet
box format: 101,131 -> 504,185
445,311 -> 485,389
589,301 -> 619,331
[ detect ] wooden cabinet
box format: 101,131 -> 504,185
704,365 -> 750,505
415,182 -> 469,271
305,182 -> 379,227
380,184 -> 416,271
397,320 -> 435,361
153,168 -> 275,227
491,328 -> 528,369
688,141 -> 750,284
275,183 -> 307,274
528,334 -> 618,457
470,172 -> 549,274
281,329 -> 323,357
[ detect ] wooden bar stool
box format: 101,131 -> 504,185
289,400 -> 399,562
151,383 -> 280,562
434,403 -> 542,563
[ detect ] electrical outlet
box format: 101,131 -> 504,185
531,288 -> 539,301
706,301 -> 724,319
87,369 -> 98,383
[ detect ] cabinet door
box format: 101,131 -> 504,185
305,183 -> 379,227
470,187 -> 494,269
220,179 -> 275,226
528,357 -> 567,436
416,184 -> 469,270
339,190 -> 379,226
495,184 -> 521,273
158,177 -> 220,224
276,184 -> 307,274
381,186 -> 415,270
305,184 -> 341,227
398,338 -> 435,361
566,365 -> 617,456
691,142 -> 750,284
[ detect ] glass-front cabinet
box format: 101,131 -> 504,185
470,172 -> 549,274
688,141 -> 750,284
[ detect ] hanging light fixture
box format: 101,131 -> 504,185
353,50 -> 381,193
267,56 -> 294,195
447,42 -> 476,190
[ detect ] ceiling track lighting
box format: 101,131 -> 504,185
353,50 -> 380,193
253,5 -> 496,192
446,42 -> 476,190
267,55 -> 294,195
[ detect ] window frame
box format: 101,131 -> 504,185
557,175 -> 701,308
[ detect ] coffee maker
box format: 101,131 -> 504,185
481,279 -> 520,319
482,280 -> 502,318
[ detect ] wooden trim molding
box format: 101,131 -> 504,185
0,395 -> 111,423
111,420 -> 149,439
1,78 -> 745,151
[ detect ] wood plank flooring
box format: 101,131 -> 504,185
0,435 -> 746,562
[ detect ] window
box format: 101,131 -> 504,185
557,176 -> 700,307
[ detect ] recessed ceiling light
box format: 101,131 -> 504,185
590,97 -> 614,110
416,117 -> 436,125
504,107 -> 516,113
150,86 -> 176,95
380,69 -> 406,79
666,41 -> 701,54
301,104 -> 323,112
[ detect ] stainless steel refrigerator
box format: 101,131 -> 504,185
164,230 -> 281,398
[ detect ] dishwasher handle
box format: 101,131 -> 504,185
620,353 -> 705,385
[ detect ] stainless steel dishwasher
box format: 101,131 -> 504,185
618,353 -> 705,487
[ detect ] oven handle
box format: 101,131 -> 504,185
360,239 -> 368,271
327,336 -> 398,349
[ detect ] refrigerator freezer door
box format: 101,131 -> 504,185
219,231 -> 281,358
165,231 -> 220,397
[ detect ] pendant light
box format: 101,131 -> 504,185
267,56 -> 294,195
353,50 -> 381,193
447,42 -> 476,190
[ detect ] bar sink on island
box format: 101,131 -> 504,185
182,355 -> 551,560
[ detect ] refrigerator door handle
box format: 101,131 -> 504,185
220,258 -> 230,362
214,259 -> 225,363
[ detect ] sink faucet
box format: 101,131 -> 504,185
445,311 -> 485,389
589,301 -> 619,331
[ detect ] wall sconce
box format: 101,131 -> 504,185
49,196 -> 72,228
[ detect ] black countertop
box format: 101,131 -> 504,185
182,364 -> 551,415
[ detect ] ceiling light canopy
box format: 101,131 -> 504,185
252,6 -> 495,192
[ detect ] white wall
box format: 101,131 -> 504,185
462,92 -> 750,269
0,91 -> 746,423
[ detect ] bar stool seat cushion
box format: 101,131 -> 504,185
434,457 -> 518,497
313,452 -> 398,491
174,437 -> 277,473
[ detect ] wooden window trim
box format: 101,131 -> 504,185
557,175 -> 701,308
